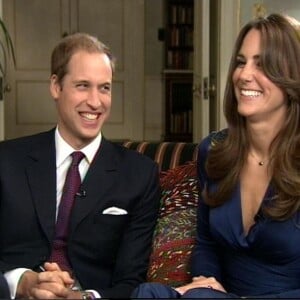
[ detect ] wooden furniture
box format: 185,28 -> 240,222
164,71 -> 193,142
164,0 -> 194,142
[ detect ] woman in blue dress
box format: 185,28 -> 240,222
132,13 -> 300,298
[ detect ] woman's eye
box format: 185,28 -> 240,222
236,59 -> 245,67
256,60 -> 262,68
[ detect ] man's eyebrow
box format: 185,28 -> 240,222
99,81 -> 112,86
73,79 -> 89,83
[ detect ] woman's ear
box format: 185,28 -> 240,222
49,74 -> 60,100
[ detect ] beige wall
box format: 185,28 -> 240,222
144,0 -> 164,141
239,0 -> 300,25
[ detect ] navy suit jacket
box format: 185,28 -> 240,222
0,273 -> 10,299
0,129 -> 160,298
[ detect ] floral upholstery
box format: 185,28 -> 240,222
147,161 -> 198,286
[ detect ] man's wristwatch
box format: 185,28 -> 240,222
81,291 -> 95,300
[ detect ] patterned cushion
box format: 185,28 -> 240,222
147,161 -> 198,287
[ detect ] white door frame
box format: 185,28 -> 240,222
193,0 -> 210,143
218,0 -> 239,130
193,0 -> 239,143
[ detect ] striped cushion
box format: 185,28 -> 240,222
121,141 -> 198,171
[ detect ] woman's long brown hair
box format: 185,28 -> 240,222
205,14 -> 300,220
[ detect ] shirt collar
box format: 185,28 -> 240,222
55,127 -> 102,167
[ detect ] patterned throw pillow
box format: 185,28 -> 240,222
147,161 -> 199,287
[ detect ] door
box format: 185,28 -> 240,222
2,0 -> 145,140
193,0 -> 239,143
193,0 -> 210,143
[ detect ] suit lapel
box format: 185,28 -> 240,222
25,130 -> 57,243
70,138 -> 119,231
25,134 -> 121,239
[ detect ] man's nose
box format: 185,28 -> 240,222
87,89 -> 101,108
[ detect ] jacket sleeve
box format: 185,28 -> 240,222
99,161 -> 161,298
191,134 -> 222,281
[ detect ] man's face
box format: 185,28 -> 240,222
50,51 -> 112,149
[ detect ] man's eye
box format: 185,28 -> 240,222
76,83 -> 88,88
100,85 -> 111,93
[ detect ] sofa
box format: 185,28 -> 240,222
119,141 -> 199,287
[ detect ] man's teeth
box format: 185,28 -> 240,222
241,90 -> 262,97
81,113 -> 98,120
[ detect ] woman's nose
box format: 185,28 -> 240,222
239,63 -> 254,82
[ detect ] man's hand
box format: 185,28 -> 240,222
30,283 -> 82,299
16,270 -> 39,298
174,275 -> 226,295
16,262 -> 76,299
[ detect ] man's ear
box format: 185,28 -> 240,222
50,74 -> 61,100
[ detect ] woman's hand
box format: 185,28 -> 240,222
174,275 -> 226,295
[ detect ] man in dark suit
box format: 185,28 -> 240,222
0,273 -> 10,299
0,33 -> 160,299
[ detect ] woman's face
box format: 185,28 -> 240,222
232,28 -> 288,124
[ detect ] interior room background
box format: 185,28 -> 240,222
0,0 -> 299,143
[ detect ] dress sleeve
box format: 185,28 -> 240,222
191,133 -> 222,281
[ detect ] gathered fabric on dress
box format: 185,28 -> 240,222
192,130 -> 300,298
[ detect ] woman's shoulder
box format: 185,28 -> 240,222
210,128 -> 228,145
199,128 -> 228,150
197,129 -> 228,171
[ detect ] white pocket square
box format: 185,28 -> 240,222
102,207 -> 128,215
